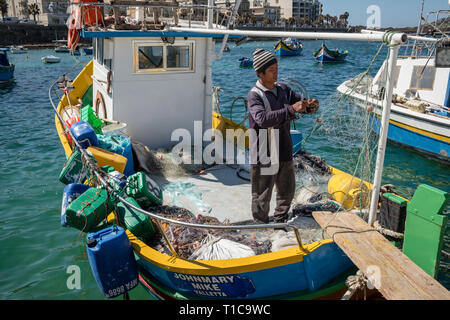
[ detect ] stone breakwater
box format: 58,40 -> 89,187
0,24 -> 90,46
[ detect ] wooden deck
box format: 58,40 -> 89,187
312,211 -> 450,300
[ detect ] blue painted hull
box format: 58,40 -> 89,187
314,45 -> 347,63
372,116 -> 450,161
0,70 -> 14,82
136,242 -> 354,299
276,47 -> 302,56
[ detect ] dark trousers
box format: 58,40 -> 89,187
250,160 -> 295,223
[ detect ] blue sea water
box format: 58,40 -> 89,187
0,40 -> 448,299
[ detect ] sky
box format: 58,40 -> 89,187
321,0 -> 449,28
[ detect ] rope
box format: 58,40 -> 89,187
341,270 -> 369,300
373,220 -> 404,239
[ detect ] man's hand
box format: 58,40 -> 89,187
291,99 -> 319,114
306,98 -> 319,114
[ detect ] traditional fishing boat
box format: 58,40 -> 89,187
314,42 -> 348,63
49,1 -> 449,300
274,38 -> 303,56
239,57 -> 253,68
42,55 -> 61,64
337,28 -> 450,163
0,48 -> 14,84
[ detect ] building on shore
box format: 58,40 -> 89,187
265,0 -> 321,21
249,1 -> 280,26
5,0 -> 69,25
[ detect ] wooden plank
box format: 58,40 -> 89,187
312,211 -> 450,300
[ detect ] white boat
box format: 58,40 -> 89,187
55,45 -> 70,53
337,18 -> 450,163
10,46 -> 28,54
41,55 -> 61,64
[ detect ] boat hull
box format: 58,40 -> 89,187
372,115 -> 450,161
275,42 -> 302,56
0,66 -> 14,82
314,47 -> 347,63
337,82 -> 450,162
132,233 -> 354,300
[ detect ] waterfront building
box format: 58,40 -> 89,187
5,0 -> 69,25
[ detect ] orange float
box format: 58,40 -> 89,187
67,0 -> 104,50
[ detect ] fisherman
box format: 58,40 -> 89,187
247,48 -> 319,224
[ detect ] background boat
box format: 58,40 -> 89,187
314,42 -> 348,63
0,48 -> 14,83
238,57 -> 253,68
275,38 -> 303,56
82,47 -> 93,55
41,55 -> 61,64
10,46 -> 28,54
337,32 -> 450,163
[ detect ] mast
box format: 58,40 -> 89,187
367,34 -> 406,227
413,0 -> 425,57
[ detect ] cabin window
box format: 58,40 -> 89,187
375,64 -> 401,88
166,45 -> 190,68
410,66 -> 436,90
95,38 -> 104,63
133,40 -> 194,74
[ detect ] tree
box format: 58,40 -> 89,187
0,0 -> 8,19
27,3 -> 40,22
18,0 -> 29,18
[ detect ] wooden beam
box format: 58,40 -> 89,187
312,211 -> 450,300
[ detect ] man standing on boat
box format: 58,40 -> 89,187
248,48 -> 319,224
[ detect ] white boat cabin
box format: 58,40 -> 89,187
372,52 -> 450,108
90,34 -> 214,149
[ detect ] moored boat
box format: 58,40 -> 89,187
274,38 -> 303,56
55,45 -> 70,53
0,48 -> 14,84
239,57 -> 253,68
42,55 -> 61,64
337,29 -> 450,163
314,42 -> 348,63
10,46 -> 28,54
49,1 -> 450,300
82,47 -> 93,55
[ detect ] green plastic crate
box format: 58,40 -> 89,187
65,188 -> 112,232
126,172 -> 163,207
116,197 -> 155,241
59,149 -> 87,185
81,104 -> 103,135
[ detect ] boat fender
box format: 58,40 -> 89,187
94,90 -> 107,119
86,226 -> 139,298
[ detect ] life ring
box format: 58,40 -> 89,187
67,4 -> 81,50
106,70 -> 112,94
94,90 -> 107,119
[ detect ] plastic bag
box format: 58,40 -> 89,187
189,235 -> 255,260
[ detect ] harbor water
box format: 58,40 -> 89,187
0,40 -> 448,299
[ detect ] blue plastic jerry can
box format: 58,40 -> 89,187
61,183 -> 90,227
70,121 -> 99,149
86,226 -> 139,298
